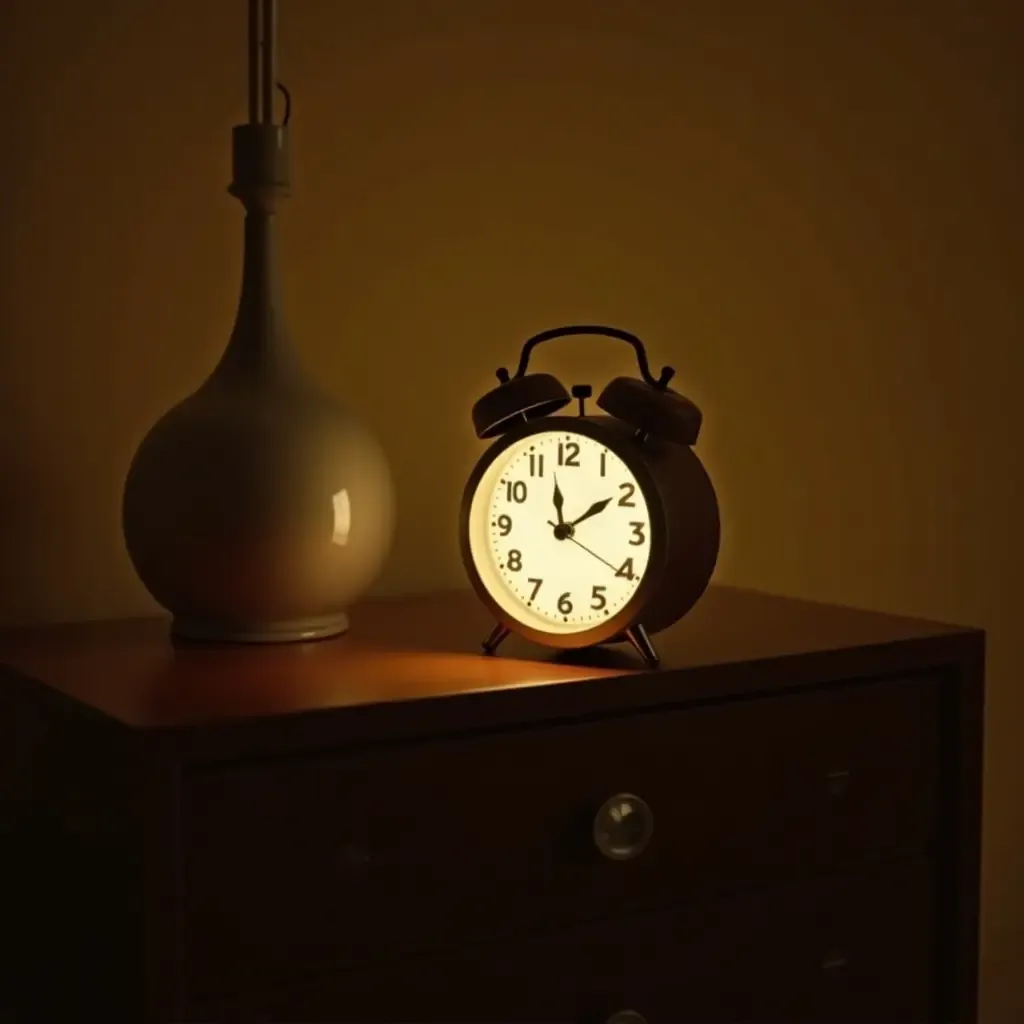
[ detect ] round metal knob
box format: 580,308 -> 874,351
593,793 -> 654,861
604,1011 -> 647,1024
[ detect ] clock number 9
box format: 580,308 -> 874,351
496,514 -> 512,536
557,592 -> 573,614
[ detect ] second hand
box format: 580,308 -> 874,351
547,520 -> 619,574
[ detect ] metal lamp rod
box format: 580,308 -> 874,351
247,0 -> 261,123
261,0 -> 277,123
247,0 -> 278,124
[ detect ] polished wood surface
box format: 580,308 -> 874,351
199,858 -> 937,1023
0,586 -> 984,1023
0,584 -> 977,730
181,673 -> 941,996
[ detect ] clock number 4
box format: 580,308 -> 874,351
557,442 -> 580,467
616,557 -> 635,581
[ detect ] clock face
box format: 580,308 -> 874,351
466,427 -> 654,635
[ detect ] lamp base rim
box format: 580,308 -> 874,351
170,612 -> 350,645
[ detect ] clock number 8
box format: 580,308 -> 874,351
506,550 -> 522,571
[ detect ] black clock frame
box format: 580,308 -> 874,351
459,415 -> 670,665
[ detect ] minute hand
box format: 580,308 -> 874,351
569,497 -> 613,527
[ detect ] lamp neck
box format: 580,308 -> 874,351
212,124 -> 301,382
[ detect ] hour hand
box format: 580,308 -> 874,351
570,497 -> 613,527
552,475 -> 565,526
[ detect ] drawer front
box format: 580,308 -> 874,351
181,673 -> 941,994
195,858 -> 938,1022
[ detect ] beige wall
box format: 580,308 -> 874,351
1,0 -> 1020,1018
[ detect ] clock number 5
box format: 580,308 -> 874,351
591,585 -> 607,610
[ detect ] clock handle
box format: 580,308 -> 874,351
496,325 -> 675,390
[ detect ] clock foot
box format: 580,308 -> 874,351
481,623 -> 511,656
624,624 -> 659,668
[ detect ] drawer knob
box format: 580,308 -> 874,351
593,793 -> 653,861
604,1012 -> 647,1024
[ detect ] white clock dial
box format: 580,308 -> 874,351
467,428 -> 653,635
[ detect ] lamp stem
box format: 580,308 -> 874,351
247,0 -> 262,124
261,0 -> 277,124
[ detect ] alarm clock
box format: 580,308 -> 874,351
459,325 -> 720,667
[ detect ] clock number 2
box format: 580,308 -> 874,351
618,482 -> 636,507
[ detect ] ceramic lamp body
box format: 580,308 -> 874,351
122,125 -> 394,642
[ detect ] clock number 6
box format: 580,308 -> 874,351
558,592 -> 573,614
591,585 -> 607,610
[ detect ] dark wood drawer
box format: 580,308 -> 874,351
181,673 -> 941,995
196,857 -> 938,1022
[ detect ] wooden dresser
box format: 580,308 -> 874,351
0,585 -> 984,1023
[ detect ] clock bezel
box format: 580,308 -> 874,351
459,415 -> 668,650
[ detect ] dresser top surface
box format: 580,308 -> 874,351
0,585 -> 980,733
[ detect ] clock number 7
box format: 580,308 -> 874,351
527,578 -> 543,602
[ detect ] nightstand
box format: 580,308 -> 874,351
0,585 -> 984,1023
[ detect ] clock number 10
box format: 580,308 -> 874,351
505,480 -> 527,503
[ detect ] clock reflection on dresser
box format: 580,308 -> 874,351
0,586 -> 983,1023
